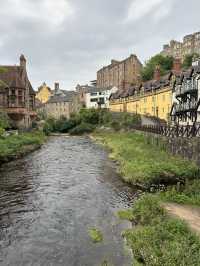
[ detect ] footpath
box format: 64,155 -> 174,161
164,203 -> 200,235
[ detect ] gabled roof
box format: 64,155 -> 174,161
47,90 -> 76,104
0,65 -> 35,94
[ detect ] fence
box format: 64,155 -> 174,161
134,124 -> 200,138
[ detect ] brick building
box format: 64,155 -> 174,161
161,31 -> 200,61
97,54 -> 142,90
0,55 -> 36,129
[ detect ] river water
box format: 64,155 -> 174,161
0,136 -> 136,266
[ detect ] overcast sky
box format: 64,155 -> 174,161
0,0 -> 199,90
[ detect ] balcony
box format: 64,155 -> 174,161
175,83 -> 198,97
174,101 -> 198,113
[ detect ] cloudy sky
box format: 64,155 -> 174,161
0,0 -> 199,90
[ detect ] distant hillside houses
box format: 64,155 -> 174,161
161,31 -> 200,61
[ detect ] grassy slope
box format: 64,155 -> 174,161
94,131 -> 199,189
122,195 -> 200,266
0,131 -> 46,163
94,131 -> 200,265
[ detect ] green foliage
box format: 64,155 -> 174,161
160,179 -> 200,206
110,121 -> 121,131
131,195 -> 166,225
69,122 -> 95,135
0,127 -> 5,137
122,194 -> 200,266
88,228 -> 103,243
117,209 -> 134,221
0,111 -> 11,129
94,131 -> 199,188
0,131 -> 46,160
141,54 -> 174,81
78,108 -> 100,125
182,53 -> 200,69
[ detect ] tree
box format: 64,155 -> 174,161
141,54 -> 174,81
182,53 -> 200,69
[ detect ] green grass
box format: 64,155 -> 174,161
0,131 -> 46,161
121,195 -> 200,266
88,228 -> 103,243
159,179 -> 200,206
94,131 -> 199,189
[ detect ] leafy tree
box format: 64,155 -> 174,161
182,53 -> 200,69
141,54 -> 174,81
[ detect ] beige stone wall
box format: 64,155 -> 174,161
97,54 -> 142,89
45,102 -> 71,119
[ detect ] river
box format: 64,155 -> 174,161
0,136 -> 136,266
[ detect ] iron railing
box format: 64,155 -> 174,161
134,124 -> 200,138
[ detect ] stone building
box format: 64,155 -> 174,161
36,82 -> 52,103
97,54 -> 142,90
109,60 -> 182,122
45,83 -> 79,119
161,31 -> 200,61
0,55 -> 36,129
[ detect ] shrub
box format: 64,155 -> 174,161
110,121 -> 121,131
69,122 -> 95,135
0,111 -> 11,129
0,127 -> 5,137
77,108 -> 100,125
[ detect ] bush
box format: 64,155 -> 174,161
69,122 -> 95,135
0,111 -> 11,129
0,127 -> 5,137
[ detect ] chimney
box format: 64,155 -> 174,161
153,65 -> 161,81
173,58 -> 181,73
20,54 -> 26,69
55,82 -> 59,93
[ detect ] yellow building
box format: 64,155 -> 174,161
109,72 -> 174,122
36,82 -> 52,103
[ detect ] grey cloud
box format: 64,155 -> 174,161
0,0 -> 199,90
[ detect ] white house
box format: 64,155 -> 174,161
85,86 -> 118,109
171,60 -> 200,125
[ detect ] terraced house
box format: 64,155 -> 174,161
0,55 -> 36,128
171,60 -> 200,125
110,60 -> 182,122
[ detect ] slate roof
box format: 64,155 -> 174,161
0,65 -> 35,94
47,90 -> 77,104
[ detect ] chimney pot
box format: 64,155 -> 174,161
20,54 -> 26,68
153,65 -> 161,81
55,82 -> 59,92
173,58 -> 182,73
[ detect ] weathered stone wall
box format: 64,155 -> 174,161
143,132 -> 200,166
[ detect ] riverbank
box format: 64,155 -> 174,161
0,131 -> 46,166
94,131 -> 199,189
93,130 -> 200,265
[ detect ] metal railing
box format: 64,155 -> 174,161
134,124 -> 200,138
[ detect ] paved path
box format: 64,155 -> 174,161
164,203 -> 200,235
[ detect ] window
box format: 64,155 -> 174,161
90,98 -> 98,102
91,92 -> 97,96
